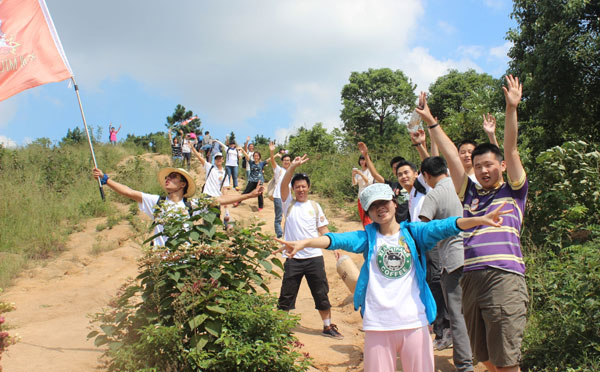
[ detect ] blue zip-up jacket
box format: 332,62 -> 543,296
325,217 -> 461,324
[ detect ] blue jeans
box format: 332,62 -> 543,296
225,165 -> 238,188
273,197 -> 283,238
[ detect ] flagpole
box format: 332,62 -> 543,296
71,76 -> 105,201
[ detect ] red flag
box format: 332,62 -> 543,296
0,0 -> 72,101
181,116 -> 198,126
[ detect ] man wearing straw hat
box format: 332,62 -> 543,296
92,166 -> 262,246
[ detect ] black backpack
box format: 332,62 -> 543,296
155,195 -> 194,216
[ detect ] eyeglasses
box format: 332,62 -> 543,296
165,172 -> 182,181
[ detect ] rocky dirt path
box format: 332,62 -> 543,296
1,154 -> 486,371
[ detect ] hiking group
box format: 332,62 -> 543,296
94,75 -> 529,372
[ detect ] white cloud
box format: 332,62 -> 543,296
22,137 -> 33,145
490,41 -> 512,59
458,45 -> 485,59
483,0 -> 506,11
438,21 -> 457,35
0,135 -> 17,149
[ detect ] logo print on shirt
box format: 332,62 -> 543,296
376,243 -> 412,279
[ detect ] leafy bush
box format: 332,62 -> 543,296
522,240 -> 600,371
525,141 -> 600,250
89,198 -> 310,371
0,289 -> 17,372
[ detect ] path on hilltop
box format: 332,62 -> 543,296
1,153 -> 485,371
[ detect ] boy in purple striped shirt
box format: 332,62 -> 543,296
416,75 -> 528,372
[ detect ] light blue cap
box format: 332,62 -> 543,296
359,183 -> 394,211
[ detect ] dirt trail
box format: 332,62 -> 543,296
1,154 -> 485,371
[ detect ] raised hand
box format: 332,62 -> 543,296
357,142 -> 369,155
415,91 -> 436,125
410,128 -> 426,145
503,75 -> 522,109
482,113 -> 496,135
291,154 -> 309,167
273,237 -> 304,257
269,141 -> 276,152
482,202 -> 512,228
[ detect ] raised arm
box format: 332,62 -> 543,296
482,113 -> 499,147
410,129 -> 430,161
238,146 -> 250,161
244,136 -> 250,152
280,154 -> 309,201
214,139 -> 226,149
191,145 -> 206,166
415,92 -> 465,193
168,128 -> 173,144
92,168 -> 142,203
269,141 -> 278,169
274,235 -> 331,257
502,75 -> 526,183
116,124 -> 122,133
357,142 -> 385,183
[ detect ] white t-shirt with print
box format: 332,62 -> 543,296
181,138 -> 192,153
138,193 -> 199,247
408,174 -> 432,222
282,194 -> 328,259
354,168 -> 374,195
225,147 -> 239,167
363,230 -> 428,331
203,162 -> 229,197
272,164 -> 290,200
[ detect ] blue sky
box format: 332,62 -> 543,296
0,0 -> 516,148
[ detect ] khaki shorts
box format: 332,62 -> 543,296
460,268 -> 529,367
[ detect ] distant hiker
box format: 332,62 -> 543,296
108,123 -> 121,145
244,136 -> 255,179
275,182 -> 511,372
200,131 -> 212,157
92,165 -> 261,246
274,155 -> 343,340
180,129 -> 195,169
268,141 -> 292,238
224,140 -> 242,191
236,147 -> 267,211
352,154 -> 374,226
417,75 -> 529,372
168,128 -> 183,164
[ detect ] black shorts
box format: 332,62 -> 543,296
278,256 -> 331,311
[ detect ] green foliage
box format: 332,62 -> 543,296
166,104 -> 202,134
340,68 -> 417,146
522,241 -> 600,371
253,134 -> 270,146
123,132 -> 170,154
507,0 -> 600,153
427,69 -> 504,144
287,123 -> 338,156
0,140 -> 153,287
60,126 -> 90,146
89,200 -> 309,371
525,141 -> 600,250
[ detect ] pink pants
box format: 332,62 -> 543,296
364,326 -> 434,372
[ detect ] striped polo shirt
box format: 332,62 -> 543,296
458,173 -> 528,275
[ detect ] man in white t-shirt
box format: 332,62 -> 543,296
92,164 -> 262,246
276,155 -> 343,339
269,142 -> 291,238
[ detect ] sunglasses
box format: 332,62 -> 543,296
165,172 -> 183,181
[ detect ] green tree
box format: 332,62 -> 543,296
340,68 -> 416,146
287,123 -> 337,156
427,69 -> 504,144
166,104 -> 202,134
253,134 -> 270,146
60,127 -> 88,146
507,0 -> 600,153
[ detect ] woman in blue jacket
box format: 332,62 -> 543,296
276,183 -> 509,372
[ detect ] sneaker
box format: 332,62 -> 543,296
322,324 -> 343,339
433,329 -> 453,350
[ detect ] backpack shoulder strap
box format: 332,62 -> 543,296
310,200 -> 320,230
182,197 -> 194,217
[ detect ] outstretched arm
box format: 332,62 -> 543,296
280,154 -> 309,201
416,92 -> 465,193
238,146 -> 250,161
357,142 -> 385,183
502,75 -> 526,183
482,113 -> 499,147
410,129 -> 430,161
191,146 -> 206,166
92,168 -> 142,203
274,236 -> 331,257
457,202 -> 512,230
217,185 -> 264,205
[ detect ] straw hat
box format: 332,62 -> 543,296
157,167 -> 196,198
